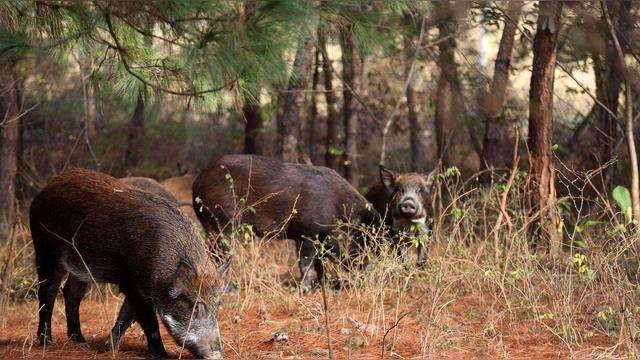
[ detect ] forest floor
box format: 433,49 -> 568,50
0,239 -> 624,359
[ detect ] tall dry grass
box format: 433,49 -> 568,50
1,166 -> 639,358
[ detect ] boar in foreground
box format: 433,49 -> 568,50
30,168 -> 224,359
193,154 -> 371,289
365,165 -> 437,265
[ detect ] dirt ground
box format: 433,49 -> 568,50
0,239 -> 625,359
0,291 -> 616,359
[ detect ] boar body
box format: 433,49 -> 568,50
193,154 -> 370,288
30,168 -> 223,359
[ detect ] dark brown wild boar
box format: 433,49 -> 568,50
193,154 -> 371,289
30,168 -> 224,359
365,165 -> 437,265
120,176 -> 180,205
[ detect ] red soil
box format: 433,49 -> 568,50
0,290 -> 615,359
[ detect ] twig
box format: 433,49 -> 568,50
490,127 -> 520,260
320,274 -> 333,359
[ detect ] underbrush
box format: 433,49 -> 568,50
1,169 -> 640,358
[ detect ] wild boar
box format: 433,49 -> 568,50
120,176 -> 180,206
162,173 -> 198,223
365,165 -> 437,265
192,154 -> 371,289
30,168 -> 224,359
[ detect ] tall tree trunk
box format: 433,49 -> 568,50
277,29 -> 316,163
320,32 -> 341,171
404,13 -> 422,172
308,48 -> 320,163
528,1 -> 563,257
340,27 -> 361,187
603,0 -> 640,229
0,66 -> 22,240
434,2 -> 457,168
243,91 -> 263,155
124,91 -> 146,169
596,2 -> 625,187
481,0 -> 523,171
80,58 -> 96,136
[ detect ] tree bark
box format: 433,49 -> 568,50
528,1 -> 563,256
404,13 -> 422,172
481,0 -> 523,171
243,91 -> 263,155
277,29 -> 316,163
595,2 -> 626,187
434,2 -> 457,168
603,0 -> 640,229
308,48 -> 320,163
320,32 -> 341,172
0,66 -> 22,240
340,27 -> 361,187
124,91 -> 146,168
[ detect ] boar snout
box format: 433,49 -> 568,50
162,312 -> 223,359
399,199 -> 418,217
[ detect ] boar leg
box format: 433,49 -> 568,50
416,243 -> 427,268
34,247 -> 65,345
108,297 -> 135,351
127,293 -> 168,358
396,242 -> 411,264
62,276 -> 90,342
296,238 -> 318,290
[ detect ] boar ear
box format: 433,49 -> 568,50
169,260 -> 196,299
379,165 -> 396,192
214,257 -> 233,307
423,168 -> 438,191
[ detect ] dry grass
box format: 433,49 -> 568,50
1,169 -> 639,359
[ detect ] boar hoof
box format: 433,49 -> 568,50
37,333 -> 53,346
146,346 -> 169,359
68,333 -> 86,343
145,351 -> 168,359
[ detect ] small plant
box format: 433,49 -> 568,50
613,185 -> 633,224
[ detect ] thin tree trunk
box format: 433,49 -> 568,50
79,57 -> 100,169
308,48 -> 320,163
243,91 -> 263,155
321,32 -> 341,171
528,1 -> 563,257
0,66 -> 21,240
80,58 -> 96,136
481,0 -> 523,171
340,28 -> 361,187
596,2 -> 625,188
404,13 -> 422,172
603,0 -> 640,227
277,29 -> 316,163
124,91 -> 146,169
434,1 -> 457,168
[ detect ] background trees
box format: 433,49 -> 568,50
0,1 -> 640,251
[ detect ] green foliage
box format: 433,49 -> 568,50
612,185 -> 633,224
0,0 -> 314,106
